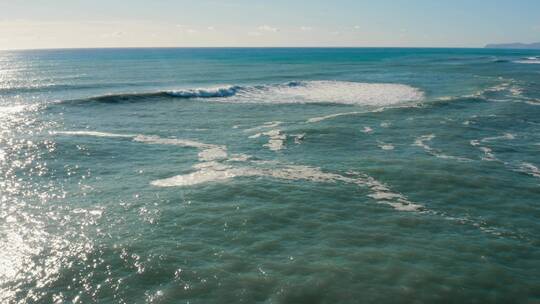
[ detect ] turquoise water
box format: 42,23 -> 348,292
1,48 -> 539,303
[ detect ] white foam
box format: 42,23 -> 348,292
53,131 -> 134,138
181,81 -> 423,106
166,85 -> 240,98
262,130 -> 286,151
514,60 -> 540,64
198,147 -> 228,162
362,126 -> 373,134
244,121 -> 283,133
517,162 -> 540,178
59,130 -> 423,213
477,80 -> 526,101
292,133 -> 305,144
151,163 -> 244,187
359,175 -> 423,211
249,129 -> 287,151
469,133 -> 515,162
306,107 -> 392,124
151,161 -> 423,212
368,192 -> 403,200
57,131 -> 228,162
307,111 -> 366,123
414,134 -> 470,161
479,147 -> 497,161
481,133 -> 516,142
378,142 -> 395,150
414,134 -> 436,151
227,153 -> 252,162
133,135 -> 214,149
436,96 -> 455,101
471,139 -> 498,161
133,135 -> 228,162
247,81 -> 424,105
470,140 -> 480,146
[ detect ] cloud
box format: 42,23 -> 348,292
257,25 -> 279,32
176,25 -> 198,34
353,25 -> 361,30
207,26 -> 215,31
300,26 -> 312,31
248,31 -> 262,37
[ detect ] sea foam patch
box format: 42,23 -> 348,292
514,59 -> 540,64
517,162 -> 540,179
414,134 -> 470,161
242,81 -> 424,105
151,161 -> 423,212
55,130 -> 423,212
470,133 -> 516,162
53,131 -> 135,138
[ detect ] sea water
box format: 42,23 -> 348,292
1,48 -> 539,303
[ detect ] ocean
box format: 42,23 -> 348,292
1,48 -> 539,303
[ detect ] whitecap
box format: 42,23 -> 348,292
516,162 -> 540,178
362,126 -> 373,134
166,85 -> 241,98
479,146 -> 497,161
377,142 -> 395,151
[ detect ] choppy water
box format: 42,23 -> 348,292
1,48 -> 539,303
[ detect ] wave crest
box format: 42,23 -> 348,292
64,81 -> 424,106
166,86 -> 241,98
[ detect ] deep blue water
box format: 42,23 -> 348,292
1,48 -> 540,303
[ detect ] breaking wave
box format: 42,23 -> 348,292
63,81 -> 424,106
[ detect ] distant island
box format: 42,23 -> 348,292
485,42 -> 540,49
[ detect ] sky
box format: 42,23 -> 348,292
0,0 -> 539,49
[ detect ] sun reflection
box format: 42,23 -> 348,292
0,73 -> 92,302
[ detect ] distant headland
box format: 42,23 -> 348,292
485,42 -> 540,49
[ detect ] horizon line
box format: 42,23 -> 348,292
0,45 -> 506,52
